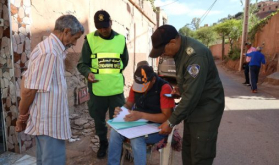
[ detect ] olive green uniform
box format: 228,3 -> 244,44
77,30 -> 129,142
169,35 -> 225,164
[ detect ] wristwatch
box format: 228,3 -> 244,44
167,120 -> 174,128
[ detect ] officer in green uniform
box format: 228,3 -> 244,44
77,10 -> 129,159
150,25 -> 225,165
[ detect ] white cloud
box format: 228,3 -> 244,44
155,0 -> 221,17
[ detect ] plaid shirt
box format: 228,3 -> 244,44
23,33 -> 71,140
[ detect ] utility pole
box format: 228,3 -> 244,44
222,33 -> 225,60
239,0 -> 250,71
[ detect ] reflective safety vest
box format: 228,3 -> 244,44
87,32 -> 125,96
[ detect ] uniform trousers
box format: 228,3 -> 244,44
88,92 -> 125,142
182,115 -> 222,165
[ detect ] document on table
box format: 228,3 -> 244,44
116,123 -> 160,139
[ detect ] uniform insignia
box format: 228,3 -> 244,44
98,14 -> 104,21
187,64 -> 200,78
186,47 -> 195,56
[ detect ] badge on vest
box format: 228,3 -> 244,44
186,47 -> 195,56
187,64 -> 200,78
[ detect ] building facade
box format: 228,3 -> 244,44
0,0 -> 167,153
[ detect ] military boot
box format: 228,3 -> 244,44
97,140 -> 108,159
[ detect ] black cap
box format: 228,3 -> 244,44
94,10 -> 111,29
149,25 -> 178,58
136,60 -> 149,68
132,65 -> 155,93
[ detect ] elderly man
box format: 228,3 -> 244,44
246,47 -> 266,93
77,10 -> 129,158
16,15 -> 84,165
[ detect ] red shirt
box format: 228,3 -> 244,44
128,84 -> 175,109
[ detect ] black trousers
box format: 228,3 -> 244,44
250,65 -> 260,90
244,63 -> 250,83
182,115 -> 223,165
88,92 -> 125,142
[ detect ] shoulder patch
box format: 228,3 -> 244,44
186,47 -> 195,56
187,64 -> 200,78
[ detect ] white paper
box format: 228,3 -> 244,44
112,106 -> 147,123
112,106 -> 130,122
117,123 -> 160,139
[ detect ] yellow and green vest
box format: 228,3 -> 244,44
87,32 -> 125,96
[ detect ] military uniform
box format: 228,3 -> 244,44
169,35 -> 225,164
77,30 -> 129,142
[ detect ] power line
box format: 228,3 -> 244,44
200,0 -> 218,24
200,0 -> 217,20
158,0 -> 179,8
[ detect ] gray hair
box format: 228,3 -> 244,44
54,14 -> 84,35
256,46 -> 262,51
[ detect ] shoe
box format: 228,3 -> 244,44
252,90 -> 257,93
243,82 -> 249,85
246,84 -> 251,86
97,141 -> 108,159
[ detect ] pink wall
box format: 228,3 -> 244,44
209,44 -> 230,59
30,0 -> 157,87
254,12 -> 279,60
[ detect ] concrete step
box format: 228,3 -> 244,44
265,72 -> 279,85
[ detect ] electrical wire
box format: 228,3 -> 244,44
200,0 -> 218,24
158,0 -> 179,8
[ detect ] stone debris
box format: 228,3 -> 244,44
69,138 -> 81,143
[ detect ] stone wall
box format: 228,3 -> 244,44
63,52 -> 96,143
0,0 -> 21,152
10,0 -> 33,152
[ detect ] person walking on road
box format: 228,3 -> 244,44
247,47 -> 266,93
77,10 -> 129,158
149,24 -> 225,165
15,15 -> 84,165
243,42 -> 257,86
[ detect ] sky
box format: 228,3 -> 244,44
154,0 -> 262,30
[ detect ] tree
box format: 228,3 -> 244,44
248,2 -> 260,33
195,26 -> 217,47
191,17 -> 200,30
213,19 -> 242,60
178,26 -> 195,38
185,17 -> 201,30
214,19 -> 242,49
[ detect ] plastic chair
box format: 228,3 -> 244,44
159,126 -> 175,165
120,126 -> 175,165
